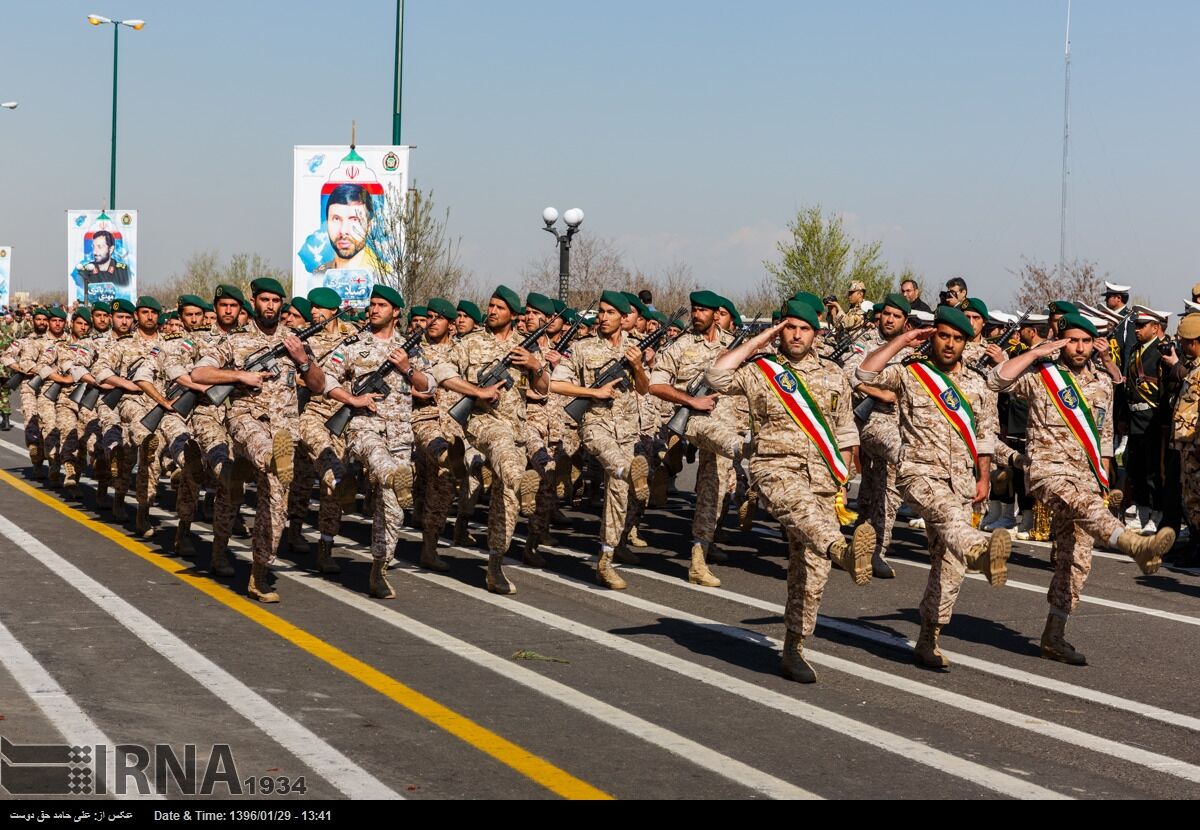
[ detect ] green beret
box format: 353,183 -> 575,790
307,287 -> 342,310
250,277 -> 286,298
717,296 -> 742,327
426,297 -> 457,320
289,297 -> 313,323
791,291 -> 826,315
90,302 -> 111,316
177,294 -> 205,311
525,292 -> 555,317
371,284 -> 405,309
136,296 -> 162,313
160,310 -> 178,323
690,290 -> 723,310
214,284 -> 246,304
962,297 -> 989,319
408,305 -> 429,322
32,308 -> 49,318
492,284 -> 524,315
75,308 -> 92,324
198,298 -> 214,312
457,299 -> 484,324
110,299 -> 135,315
1056,312 -> 1097,338
771,309 -> 781,322
621,291 -> 650,319
1048,299 -> 1078,316
782,299 -> 820,329
240,297 -> 255,317
649,310 -> 669,326
47,307 -> 67,321
881,293 -> 912,316
551,298 -> 567,315
671,316 -> 688,330
600,290 -> 632,315
563,309 -> 579,325
935,305 -> 975,339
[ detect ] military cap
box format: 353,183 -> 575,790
457,299 -> 484,324
1184,300 -> 1200,315
426,297 -> 458,320
110,299 -> 136,315
650,310 -> 669,326
177,294 -> 205,312
136,296 -> 162,313
47,307 -> 67,321
240,296 -> 255,318
307,287 -> 342,310
881,293 -> 912,316
214,283 -> 246,304
1133,305 -> 1169,326
562,309 -> 579,325
74,307 -> 92,324
90,302 -> 111,316
1178,314 -> 1200,340
791,291 -> 826,316
1056,312 -> 1097,338
962,297 -> 989,319
289,297 -> 313,323
492,284 -> 524,315
31,308 -> 49,318
1102,281 -> 1131,296
408,305 -> 429,322
1048,299 -> 1078,316
672,316 -> 689,329
621,291 -> 650,319
551,298 -> 567,315
717,296 -> 742,327
525,292 -> 556,317
771,309 -> 781,322
689,290 -> 723,310
1020,312 -> 1049,326
371,284 -> 405,309
599,290 -> 632,315
782,299 -> 820,329
848,280 -> 867,293
160,310 -> 178,323
250,277 -> 286,298
934,305 -> 974,339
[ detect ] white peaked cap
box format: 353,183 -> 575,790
1103,281 -> 1132,294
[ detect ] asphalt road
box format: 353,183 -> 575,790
1,407 -> 1199,801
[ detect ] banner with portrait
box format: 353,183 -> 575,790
67,210 -> 138,307
0,247 -> 10,310
292,145 -> 410,304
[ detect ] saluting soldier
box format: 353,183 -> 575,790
993,313 -> 1175,664
192,278 -> 326,603
857,305 -> 1012,670
707,299 -> 874,683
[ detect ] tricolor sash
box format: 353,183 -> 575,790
753,356 -> 849,485
907,361 -> 979,467
1037,363 -> 1109,493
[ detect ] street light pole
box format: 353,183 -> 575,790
392,0 -> 404,144
542,208 -> 585,303
88,15 -> 145,209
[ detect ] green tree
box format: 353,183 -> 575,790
765,206 -> 893,302
374,184 -> 470,305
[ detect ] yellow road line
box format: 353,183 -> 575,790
0,469 -> 611,801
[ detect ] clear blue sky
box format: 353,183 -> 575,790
2,1 -> 1197,312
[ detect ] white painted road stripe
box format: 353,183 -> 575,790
0,514 -> 401,801
0,615 -> 155,800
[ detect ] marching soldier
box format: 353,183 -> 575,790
48,309 -> 94,497
856,306 -> 1012,670
706,299 -> 874,682
550,291 -> 651,589
2,308 -> 51,475
1171,314 -> 1200,567
192,278 -> 327,603
520,292 -> 563,565
992,313 -> 1175,664
34,308 -> 70,485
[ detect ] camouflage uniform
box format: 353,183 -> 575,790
34,334 -> 69,475
194,323 -> 301,567
1173,357 -> 1200,530
431,330 -> 531,557
132,334 -> 202,523
650,328 -> 742,544
54,336 -> 101,483
0,321 -> 16,416
2,331 -> 51,460
859,358 -> 999,625
323,330 -> 430,565
412,339 -> 460,550
991,360 -> 1120,614
524,337 -> 558,550
92,331 -> 161,504
551,332 -> 643,551
843,328 -> 906,560
707,349 -> 859,636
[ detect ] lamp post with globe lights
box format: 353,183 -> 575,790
541,207 -> 584,303
1,102 -> 17,111
87,14 -> 145,209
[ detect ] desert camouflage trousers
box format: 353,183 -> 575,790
859,414 -> 902,559
347,420 -> 413,564
467,414 -> 527,556
1031,474 -> 1125,614
229,412 -> 299,566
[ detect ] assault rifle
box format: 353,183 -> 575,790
324,326 -> 429,437
665,318 -> 769,438
100,357 -> 146,409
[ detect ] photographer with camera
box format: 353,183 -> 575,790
827,281 -> 868,331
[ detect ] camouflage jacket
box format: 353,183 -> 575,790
1171,357 -> 1200,452
649,327 -> 741,426
431,328 -> 533,433
551,331 -> 641,440
322,328 -> 432,441
194,322 -> 301,422
2,332 -> 50,376
842,329 -> 909,417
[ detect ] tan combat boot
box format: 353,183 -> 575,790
688,543 -> 721,588
453,521 -> 476,548
596,550 -> 627,590
913,620 -> 949,669
835,523 -> 875,586
480,465 -> 494,493
1116,528 -> 1175,575
270,432 -> 294,491
315,538 -> 341,574
333,475 -> 358,509
780,630 -> 817,684
174,523 -> 196,557
1040,612 -> 1086,665
287,521 -> 309,554
517,468 -> 540,516
626,526 -> 649,549
247,562 -> 279,603
28,444 -> 44,479
210,538 -> 236,577
62,462 -> 79,498
522,537 -> 546,568
389,464 -> 414,509
649,466 -> 670,507
135,503 -> 153,539
369,559 -> 396,599
485,554 -> 516,595
663,435 -> 685,476
626,455 -> 650,504
969,531 -> 1011,587
738,492 -> 756,532
47,461 -> 62,487
419,537 -> 449,573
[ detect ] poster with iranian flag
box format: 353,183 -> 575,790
67,209 -> 137,307
292,145 -> 411,304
